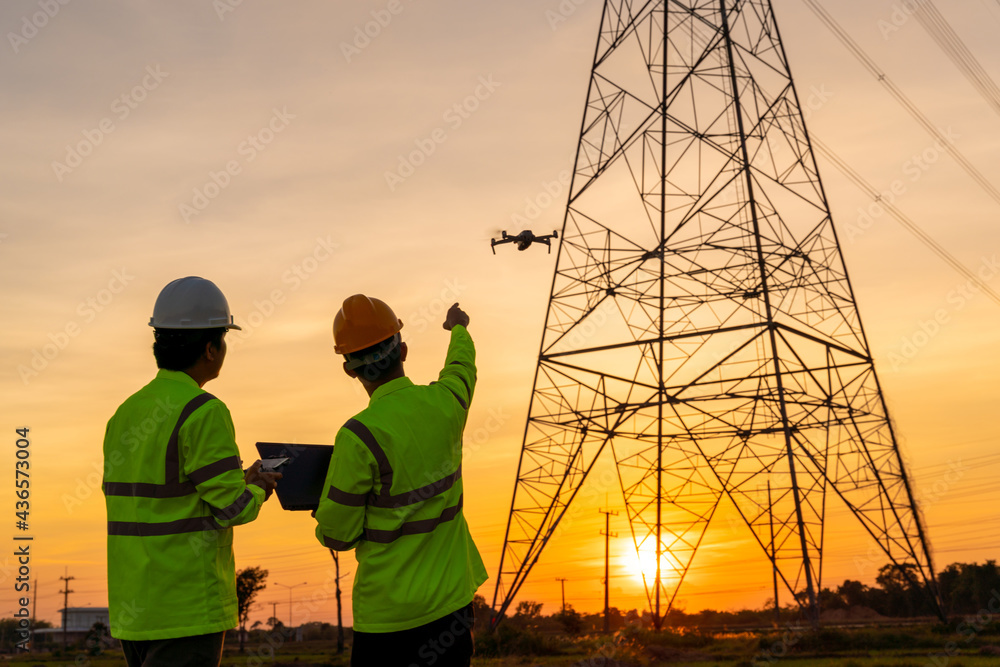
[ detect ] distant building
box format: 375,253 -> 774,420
33,607 -> 111,647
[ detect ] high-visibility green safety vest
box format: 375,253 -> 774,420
315,325 -> 488,632
103,369 -> 265,640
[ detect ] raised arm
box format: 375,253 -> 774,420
436,303 -> 476,410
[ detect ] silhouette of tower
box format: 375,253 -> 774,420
493,0 -> 942,628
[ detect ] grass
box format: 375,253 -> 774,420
8,623 -> 999,667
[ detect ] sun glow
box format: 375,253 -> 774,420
627,540 -> 682,589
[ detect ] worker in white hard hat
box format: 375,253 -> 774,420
102,276 -> 281,667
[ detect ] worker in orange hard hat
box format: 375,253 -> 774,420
332,294 -> 405,383
315,294 -> 487,667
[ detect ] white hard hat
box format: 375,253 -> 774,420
149,276 -> 242,330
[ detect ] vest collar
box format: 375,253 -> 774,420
155,368 -> 201,389
370,376 -> 414,402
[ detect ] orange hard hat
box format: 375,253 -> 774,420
333,294 -> 404,355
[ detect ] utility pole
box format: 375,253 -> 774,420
329,550 -> 350,655
31,579 -> 37,652
555,578 -> 568,614
59,570 -> 75,651
275,581 -> 307,641
271,602 -> 278,628
768,482 -> 780,626
599,508 -> 619,633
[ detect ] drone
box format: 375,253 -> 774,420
490,230 -> 559,254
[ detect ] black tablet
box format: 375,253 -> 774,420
255,442 -> 334,511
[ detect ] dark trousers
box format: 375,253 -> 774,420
351,603 -> 474,667
121,631 -> 226,667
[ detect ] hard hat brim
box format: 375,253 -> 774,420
334,319 -> 402,355
148,318 -> 242,330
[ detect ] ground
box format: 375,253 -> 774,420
7,623 -> 999,667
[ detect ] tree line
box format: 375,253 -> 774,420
503,560 -> 1000,633
2,560 -> 995,653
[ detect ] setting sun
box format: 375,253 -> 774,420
628,540 -> 682,590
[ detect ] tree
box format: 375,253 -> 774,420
875,562 -> 931,617
85,622 -> 111,656
836,579 -> 871,608
817,587 -> 846,611
472,594 -> 494,633
236,566 -> 268,653
514,600 -> 543,618
555,604 -> 583,635
510,599 -> 543,630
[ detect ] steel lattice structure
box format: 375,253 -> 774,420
492,0 -> 943,627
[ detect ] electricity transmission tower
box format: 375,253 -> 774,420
493,0 -> 943,628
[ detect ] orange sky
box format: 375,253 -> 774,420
2,0 -> 999,631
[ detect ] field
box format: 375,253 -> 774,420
8,622 -> 1000,667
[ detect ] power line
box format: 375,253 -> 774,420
912,0 -> 1000,118
810,135 -> 1000,307
802,0 -> 1000,207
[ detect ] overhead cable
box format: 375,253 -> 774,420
802,0 -> 1000,207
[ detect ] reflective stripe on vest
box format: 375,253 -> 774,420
108,516 -> 223,537
365,494 -> 464,544
325,418 -> 464,544
106,393 -> 231,536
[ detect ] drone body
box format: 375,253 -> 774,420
490,230 -> 559,254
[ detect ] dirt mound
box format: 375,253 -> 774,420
819,605 -> 887,622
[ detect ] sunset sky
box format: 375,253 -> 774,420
2,0 -> 999,632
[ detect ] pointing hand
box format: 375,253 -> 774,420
443,303 -> 470,331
